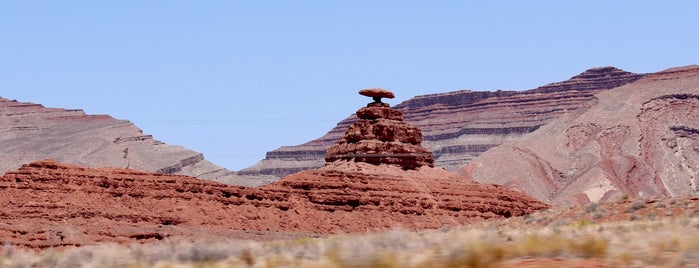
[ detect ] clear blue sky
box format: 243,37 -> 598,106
2,1 -> 697,171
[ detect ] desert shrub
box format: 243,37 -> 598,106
647,211 -> 658,220
172,241 -> 232,263
655,201 -> 667,208
324,247 -> 395,268
570,236 -> 608,258
4,214 -> 699,267
516,235 -> 568,258
514,234 -> 608,259
238,249 -> 254,266
439,241 -> 507,268
629,200 -> 646,211
679,252 -> 699,267
585,202 -> 599,213
523,213 -> 541,224
573,220 -> 591,228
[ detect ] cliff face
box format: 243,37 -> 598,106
460,65 -> 699,205
0,98 -> 262,186
240,67 -> 645,180
0,160 -> 547,249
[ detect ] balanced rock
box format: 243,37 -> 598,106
359,88 -> 395,99
359,88 -> 395,105
326,89 -> 435,169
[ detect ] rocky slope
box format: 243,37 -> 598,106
0,98 -> 264,186
459,65 -> 699,205
0,159 -> 547,250
240,66 -> 645,180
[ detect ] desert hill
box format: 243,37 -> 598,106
0,155 -> 545,249
240,66 -> 645,180
0,98 -> 268,186
460,65 -> 699,205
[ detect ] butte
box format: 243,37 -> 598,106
325,88 -> 434,169
270,88 -> 549,230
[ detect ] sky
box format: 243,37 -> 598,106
1,1 -> 698,171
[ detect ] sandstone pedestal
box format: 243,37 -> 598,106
326,89 -> 435,169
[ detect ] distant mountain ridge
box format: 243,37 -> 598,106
240,66 -> 646,180
0,97 -> 270,186
460,65 -> 699,205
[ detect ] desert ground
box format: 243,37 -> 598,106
2,196 -> 699,267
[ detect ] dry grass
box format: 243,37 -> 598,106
2,214 -> 699,268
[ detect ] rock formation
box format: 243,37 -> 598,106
325,89 -> 434,169
359,87 -> 396,101
0,88 -> 555,250
0,159 -> 547,250
0,98 -> 267,186
459,65 -> 699,205
240,66 -> 646,180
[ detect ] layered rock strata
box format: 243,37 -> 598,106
325,89 -> 434,169
0,98 -> 264,186
240,67 -> 645,180
0,160 -> 548,250
460,65 -> 699,205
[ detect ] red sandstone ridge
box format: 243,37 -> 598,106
240,66 -> 645,181
0,97 -> 264,186
460,65 -> 699,205
0,159 -> 547,250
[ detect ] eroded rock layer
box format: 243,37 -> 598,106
0,98 -> 261,186
460,65 -> 699,205
240,66 -> 645,180
325,103 -> 434,169
0,160 -> 548,250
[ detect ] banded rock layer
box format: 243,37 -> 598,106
0,98 -> 261,186
240,67 -> 645,180
460,65 -> 699,205
0,160 -> 547,249
325,101 -> 434,169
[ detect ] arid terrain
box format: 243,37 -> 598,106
2,195 -> 699,267
1,65 -> 698,267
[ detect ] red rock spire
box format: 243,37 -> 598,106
325,89 -> 435,169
